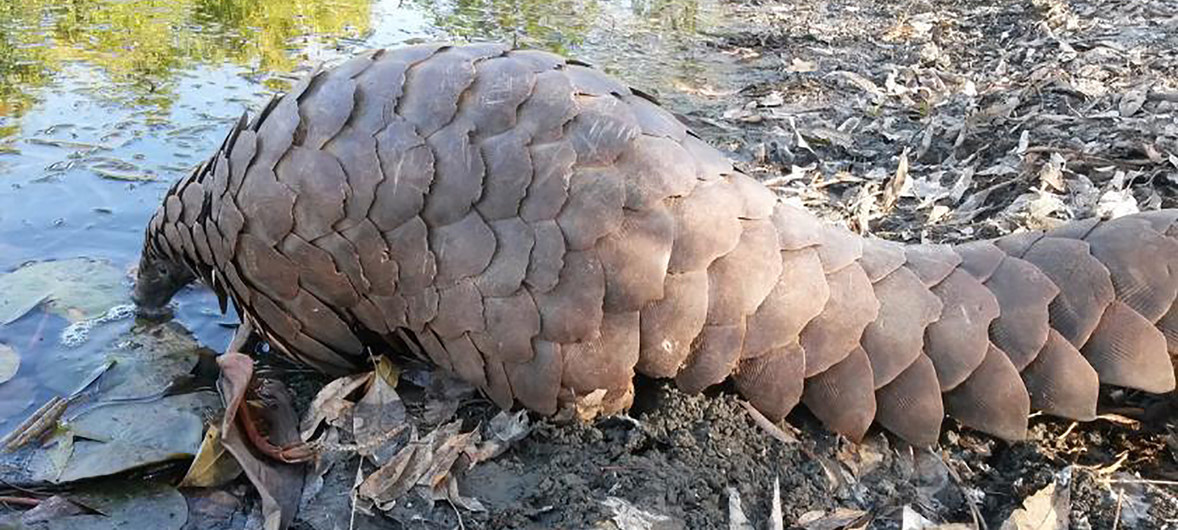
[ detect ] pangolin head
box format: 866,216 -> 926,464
132,208 -> 196,319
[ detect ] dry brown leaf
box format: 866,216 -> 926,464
999,467 -> 1072,530
179,423 -> 242,488
352,367 -> 406,459
572,388 -> 609,421
357,420 -> 482,511
797,507 -> 870,530
356,427 -> 429,509
882,148 -> 911,212
1038,152 -> 1067,192
465,410 -> 530,464
1120,82 -> 1151,117
299,372 -> 372,441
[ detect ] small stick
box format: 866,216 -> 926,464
1112,488 -> 1124,530
0,396 -> 68,453
0,496 -> 41,507
939,449 -> 987,530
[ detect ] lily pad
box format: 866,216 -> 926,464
0,322 -> 219,487
0,258 -> 128,325
55,393 -> 210,483
0,343 -> 19,384
48,480 -> 188,530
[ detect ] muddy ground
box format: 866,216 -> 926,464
280,0 -> 1178,529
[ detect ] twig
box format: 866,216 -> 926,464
349,457 -> 362,530
939,449 -> 987,530
1112,488 -> 1124,530
0,496 -> 41,507
0,397 -> 68,453
1055,422 -> 1078,442
741,401 -> 798,444
1100,478 -> 1178,486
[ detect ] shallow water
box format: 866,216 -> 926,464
0,0 -> 723,432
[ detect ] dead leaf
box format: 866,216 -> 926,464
374,355 -> 399,389
357,420 -> 480,511
299,372 -> 372,441
465,410 -> 530,464
1120,82 -> 1151,117
728,486 -> 754,530
882,148 -> 911,212
0,343 -> 18,384
217,353 -> 306,530
351,367 -> 406,460
1038,152 -> 1067,192
902,505 -> 973,529
572,388 -> 609,421
797,507 -> 870,530
180,424 -> 243,488
356,427 -> 430,509
600,496 -> 674,530
999,467 -> 1072,530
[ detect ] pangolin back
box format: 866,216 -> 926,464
142,43 -> 1178,446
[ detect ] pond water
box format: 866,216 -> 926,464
0,0 -> 726,434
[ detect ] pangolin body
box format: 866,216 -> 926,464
137,43 -> 1178,446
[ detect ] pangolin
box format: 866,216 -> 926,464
133,43 -> 1178,447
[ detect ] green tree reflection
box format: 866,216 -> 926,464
0,0 -> 371,119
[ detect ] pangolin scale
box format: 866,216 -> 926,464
134,43 -> 1178,446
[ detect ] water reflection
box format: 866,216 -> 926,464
0,0 -> 720,432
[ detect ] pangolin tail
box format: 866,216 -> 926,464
724,206 -> 1178,445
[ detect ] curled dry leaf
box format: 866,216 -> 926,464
999,467 -> 1072,530
465,410 -> 530,464
569,388 -> 609,421
600,496 -> 674,530
357,418 -> 496,513
796,507 -> 870,530
216,353 -> 306,530
299,372 -> 372,441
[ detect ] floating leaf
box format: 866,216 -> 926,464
0,258 -> 127,325
55,394 -> 207,483
47,481 -> 188,530
0,343 -> 19,384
